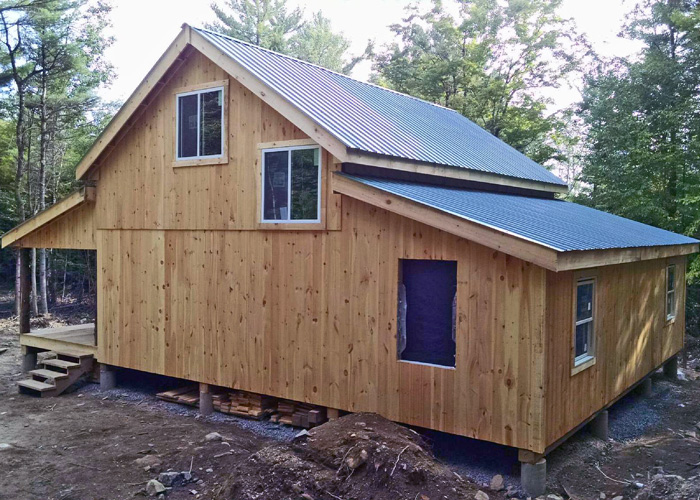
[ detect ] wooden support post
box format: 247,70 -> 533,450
663,355 -> 678,380
19,247 -> 31,335
590,410 -> 609,441
327,408 -> 339,420
199,382 -> 213,416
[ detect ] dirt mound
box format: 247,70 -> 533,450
217,413 -> 485,500
634,474 -> 700,500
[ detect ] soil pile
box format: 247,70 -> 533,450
217,412 -> 487,500
634,474 -> 700,500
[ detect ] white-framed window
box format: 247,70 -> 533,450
176,86 -> 225,160
574,278 -> 595,366
261,145 -> 321,223
666,264 -> 677,321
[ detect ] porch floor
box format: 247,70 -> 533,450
20,323 -> 96,357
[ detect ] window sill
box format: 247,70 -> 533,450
257,221 -> 325,231
173,156 -> 228,168
571,355 -> 596,376
399,359 -> 456,370
666,315 -> 677,325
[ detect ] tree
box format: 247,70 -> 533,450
287,11 -> 367,74
576,0 -> 700,329
0,0 -> 113,315
372,0 -> 590,166
207,1 -> 370,74
206,0 -> 304,53
576,0 -> 700,235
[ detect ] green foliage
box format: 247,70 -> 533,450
0,0 -> 114,296
372,0 -> 589,165
575,0 -> 700,330
206,0 -> 304,53
207,0 -> 369,74
576,0 -> 700,240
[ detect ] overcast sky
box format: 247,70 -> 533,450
100,0 -> 642,109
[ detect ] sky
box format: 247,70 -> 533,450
100,0 -> 643,109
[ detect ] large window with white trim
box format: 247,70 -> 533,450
574,278 -> 595,365
261,146 -> 321,223
666,264 -> 677,321
176,86 -> 224,160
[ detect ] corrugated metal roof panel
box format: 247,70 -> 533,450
341,174 -> 698,252
194,27 -> 567,187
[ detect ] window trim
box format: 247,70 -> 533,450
260,144 -> 322,224
666,264 -> 677,322
173,80 -> 228,167
572,274 -> 597,375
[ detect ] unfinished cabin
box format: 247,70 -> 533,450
2,24 -> 698,495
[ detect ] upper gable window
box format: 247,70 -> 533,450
261,146 -> 321,223
176,86 -> 224,160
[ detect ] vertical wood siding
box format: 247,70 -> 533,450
544,258 -> 686,447
16,203 -> 96,250
97,199 -> 547,452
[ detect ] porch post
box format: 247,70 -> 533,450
19,247 -> 31,334
19,248 -> 35,372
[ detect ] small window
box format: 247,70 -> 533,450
261,146 -> 321,223
397,259 -> 457,368
574,278 -> 595,365
176,86 -> 224,160
666,265 -> 676,321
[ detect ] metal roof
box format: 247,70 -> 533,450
194,27 -> 567,188
340,174 -> 698,252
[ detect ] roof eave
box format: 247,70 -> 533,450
1,186 -> 96,248
332,172 -> 699,272
555,243 -> 699,271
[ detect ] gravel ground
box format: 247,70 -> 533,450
77,372 -> 301,443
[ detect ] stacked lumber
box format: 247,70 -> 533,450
157,385 -> 328,428
271,400 -> 327,428
156,385 -> 199,406
216,391 -> 276,419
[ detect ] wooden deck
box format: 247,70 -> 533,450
20,323 -> 96,357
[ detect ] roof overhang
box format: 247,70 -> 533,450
73,24 -> 567,195
1,186 -> 96,249
331,173 -> 698,272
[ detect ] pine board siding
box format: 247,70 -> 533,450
93,50 -> 341,232
543,257 -> 686,447
96,198 -> 547,452
13,202 -> 96,250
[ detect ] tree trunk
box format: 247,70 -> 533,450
38,54 -> 49,314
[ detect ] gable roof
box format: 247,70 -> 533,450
194,27 -> 566,189
333,173 -> 699,271
74,24 -> 567,194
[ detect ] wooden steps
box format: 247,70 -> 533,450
17,351 -> 94,398
29,369 -> 68,380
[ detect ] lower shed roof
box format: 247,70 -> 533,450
334,174 -> 698,271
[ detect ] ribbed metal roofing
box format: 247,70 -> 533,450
194,27 -> 567,188
341,174 -> 698,252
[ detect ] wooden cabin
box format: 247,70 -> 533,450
2,24 -> 697,495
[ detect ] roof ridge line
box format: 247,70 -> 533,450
192,26 -> 461,115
